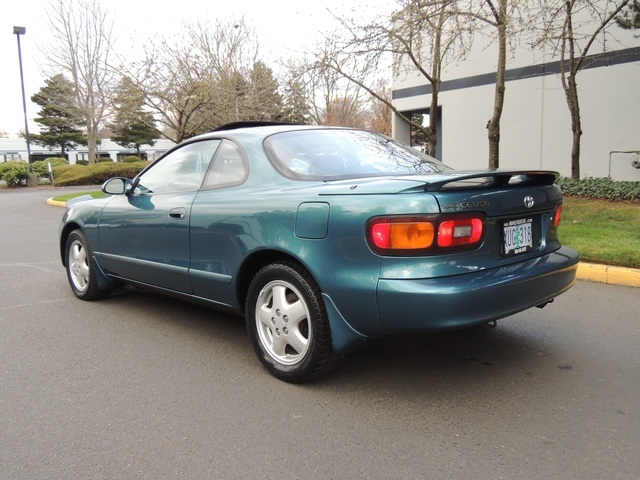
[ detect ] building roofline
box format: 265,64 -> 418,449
392,45 -> 640,100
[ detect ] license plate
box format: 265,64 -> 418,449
503,218 -> 533,255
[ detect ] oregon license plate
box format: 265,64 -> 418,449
503,218 -> 533,255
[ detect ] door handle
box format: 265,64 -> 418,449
169,207 -> 187,219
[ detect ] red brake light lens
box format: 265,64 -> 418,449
553,205 -> 563,227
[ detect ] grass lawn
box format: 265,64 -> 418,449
52,191 -> 108,202
561,197 -> 640,269
51,191 -> 639,269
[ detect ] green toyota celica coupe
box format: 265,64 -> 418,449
59,122 -> 579,382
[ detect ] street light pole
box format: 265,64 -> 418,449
13,26 -> 32,164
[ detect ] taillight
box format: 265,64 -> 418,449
437,217 -> 484,247
367,214 -> 485,255
553,205 -> 563,227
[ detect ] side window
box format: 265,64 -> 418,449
135,140 -> 221,194
203,140 -> 248,188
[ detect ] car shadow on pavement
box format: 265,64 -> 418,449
95,286 -> 565,397
319,313 -> 569,399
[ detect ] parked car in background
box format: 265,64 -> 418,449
59,123 -> 579,382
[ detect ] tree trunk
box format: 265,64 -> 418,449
428,21 -> 442,158
564,73 -> 582,179
561,0 -> 581,180
487,2 -> 507,169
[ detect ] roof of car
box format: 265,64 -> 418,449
210,121 -> 307,132
189,122 -> 351,143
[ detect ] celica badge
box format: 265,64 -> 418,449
524,196 -> 535,208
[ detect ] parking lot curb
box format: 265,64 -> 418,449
577,262 -> 640,288
45,197 -> 639,288
46,198 -> 67,207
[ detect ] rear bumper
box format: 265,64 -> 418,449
377,246 -> 579,333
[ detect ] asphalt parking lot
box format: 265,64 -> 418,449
1,186 -> 639,479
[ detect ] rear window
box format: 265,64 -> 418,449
264,129 -> 452,180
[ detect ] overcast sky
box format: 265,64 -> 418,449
1,0 -> 391,135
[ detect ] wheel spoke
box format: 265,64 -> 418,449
75,245 -> 86,264
79,261 -> 90,279
287,329 -> 308,355
283,299 -> 307,329
270,284 -> 289,311
257,302 -> 274,328
270,334 -> 288,357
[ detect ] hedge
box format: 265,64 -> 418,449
122,155 -> 143,163
52,161 -> 149,186
555,176 -> 640,202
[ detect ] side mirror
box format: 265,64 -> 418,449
102,177 -> 129,195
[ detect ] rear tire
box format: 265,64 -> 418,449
65,229 -> 111,300
246,261 -> 340,383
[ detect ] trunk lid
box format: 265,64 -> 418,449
317,170 -> 562,216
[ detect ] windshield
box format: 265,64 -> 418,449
264,129 -> 452,180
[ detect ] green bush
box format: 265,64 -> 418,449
122,155 -> 143,163
0,161 -> 31,187
76,160 -> 89,166
31,158 -> 68,178
98,156 -> 114,163
556,177 -> 640,202
53,161 -> 148,186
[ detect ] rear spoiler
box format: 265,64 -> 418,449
424,170 -> 559,192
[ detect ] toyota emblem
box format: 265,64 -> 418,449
524,196 -> 535,208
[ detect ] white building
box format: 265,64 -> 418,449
391,4 -> 640,181
0,138 -> 176,164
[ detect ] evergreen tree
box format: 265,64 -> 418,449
279,66 -> 311,124
248,61 -> 283,121
30,74 -> 86,156
110,77 -> 161,155
616,0 -> 640,29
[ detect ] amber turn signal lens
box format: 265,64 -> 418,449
371,221 -> 435,250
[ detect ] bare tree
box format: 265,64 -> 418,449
133,38 -> 215,142
367,78 -> 393,135
304,36 -> 371,127
466,0 -> 510,168
43,0 -> 115,163
538,0 -> 631,179
390,0 -> 473,154
313,0 -> 473,155
132,17 -> 281,141
322,96 -> 369,128
187,18 -> 262,126
458,0 -> 536,168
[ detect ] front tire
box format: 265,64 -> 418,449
246,261 -> 340,383
65,229 -> 111,300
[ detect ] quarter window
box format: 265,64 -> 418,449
203,140 -> 247,188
